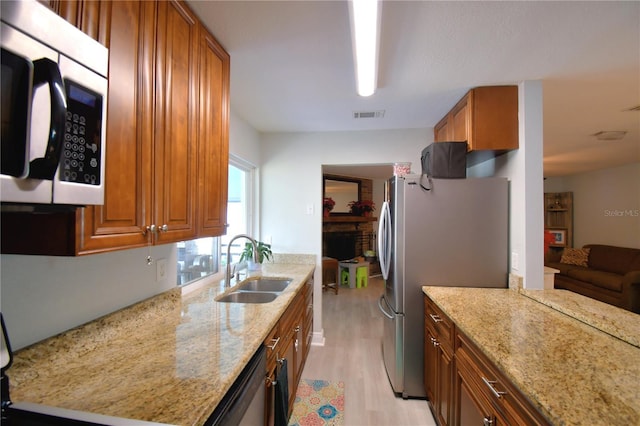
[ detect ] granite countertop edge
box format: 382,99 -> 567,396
8,261 -> 316,425
421,286 -> 640,425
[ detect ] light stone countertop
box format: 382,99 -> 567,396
8,262 -> 315,425
422,286 -> 640,426
521,288 -> 640,348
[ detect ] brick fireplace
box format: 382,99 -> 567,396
322,174 -> 377,260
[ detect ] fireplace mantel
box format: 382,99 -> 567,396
323,216 -> 378,224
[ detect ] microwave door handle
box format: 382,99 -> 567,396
27,58 -> 67,180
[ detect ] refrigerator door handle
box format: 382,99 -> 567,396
378,200 -> 392,280
377,294 -> 394,320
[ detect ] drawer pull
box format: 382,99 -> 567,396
266,337 -> 280,351
481,376 -> 507,399
429,313 -> 443,323
483,416 -> 494,426
430,337 -> 440,347
266,373 -> 276,387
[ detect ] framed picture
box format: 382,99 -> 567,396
547,229 -> 567,247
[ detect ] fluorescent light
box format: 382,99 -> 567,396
349,0 -> 381,97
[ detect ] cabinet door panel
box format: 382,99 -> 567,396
155,0 -> 198,243
451,97 -> 468,143
438,347 -> 453,426
434,118 -> 450,142
424,327 -> 437,402
79,0 -> 154,254
198,29 -> 230,237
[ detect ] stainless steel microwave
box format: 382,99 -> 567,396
0,0 -> 108,206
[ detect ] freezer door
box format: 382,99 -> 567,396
384,175 -> 405,313
378,295 -> 404,394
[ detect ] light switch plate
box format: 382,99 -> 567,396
157,258 -> 167,281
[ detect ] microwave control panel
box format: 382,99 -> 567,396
60,79 -> 103,186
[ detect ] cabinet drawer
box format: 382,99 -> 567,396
456,332 -> 550,426
424,297 -> 454,352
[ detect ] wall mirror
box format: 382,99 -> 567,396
323,175 -> 361,213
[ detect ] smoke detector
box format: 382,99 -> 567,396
591,131 -> 627,141
353,110 -> 385,119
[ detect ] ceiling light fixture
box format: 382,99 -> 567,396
349,0 -> 381,97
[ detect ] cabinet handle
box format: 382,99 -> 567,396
481,376 -> 507,399
429,313 -> 443,323
266,373 -> 276,387
483,417 -> 494,426
430,337 -> 440,347
294,338 -> 299,352
142,224 -> 168,235
294,325 -> 301,333
266,337 -> 280,351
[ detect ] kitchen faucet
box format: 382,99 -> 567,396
225,234 -> 259,287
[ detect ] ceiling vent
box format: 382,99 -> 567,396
592,131 -> 627,141
353,110 -> 385,119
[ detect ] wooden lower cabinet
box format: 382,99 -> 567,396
424,296 -> 454,426
455,333 -> 549,426
264,280 -> 314,426
424,295 -> 549,426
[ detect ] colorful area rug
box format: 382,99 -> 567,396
288,379 -> 345,426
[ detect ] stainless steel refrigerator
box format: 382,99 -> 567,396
376,175 -> 508,398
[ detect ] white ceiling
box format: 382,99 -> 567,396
188,0 -> 640,178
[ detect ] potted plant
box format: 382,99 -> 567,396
239,240 -> 273,264
348,200 -> 376,216
239,240 -> 273,272
323,197 -> 335,217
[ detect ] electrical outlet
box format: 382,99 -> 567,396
157,258 -> 167,281
306,204 -> 314,215
511,252 -> 519,271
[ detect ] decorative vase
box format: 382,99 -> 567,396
323,209 -> 330,218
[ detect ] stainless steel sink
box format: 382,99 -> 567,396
217,291 -> 278,304
237,278 -> 292,293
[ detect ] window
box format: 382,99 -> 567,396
177,156 -> 255,286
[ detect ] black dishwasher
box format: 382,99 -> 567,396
206,345 -> 266,426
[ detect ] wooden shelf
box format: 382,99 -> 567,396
544,192 -> 573,248
323,216 -> 378,223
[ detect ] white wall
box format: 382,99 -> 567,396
229,108 -> 261,166
1,244 -> 176,349
544,162 -> 640,248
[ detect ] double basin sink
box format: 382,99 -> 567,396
216,277 -> 292,304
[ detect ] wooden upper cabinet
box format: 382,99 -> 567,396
434,86 -> 518,160
2,0 -> 230,256
434,119 -> 451,142
153,0 -> 199,244
198,28 -> 230,237
45,0 -> 110,43
79,0 -> 155,254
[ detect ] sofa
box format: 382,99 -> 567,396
545,244 -> 640,314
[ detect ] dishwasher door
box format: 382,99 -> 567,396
206,345 -> 266,426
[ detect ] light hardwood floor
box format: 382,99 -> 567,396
300,276 -> 436,425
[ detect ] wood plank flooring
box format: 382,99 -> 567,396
300,276 -> 436,425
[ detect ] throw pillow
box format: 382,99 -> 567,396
560,248 -> 590,267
